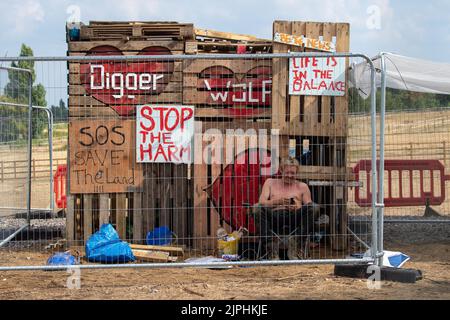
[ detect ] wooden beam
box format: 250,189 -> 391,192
132,249 -> 178,262
129,244 -> 184,256
194,28 -> 270,42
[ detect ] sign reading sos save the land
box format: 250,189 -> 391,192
289,57 -> 346,96
136,105 -> 195,163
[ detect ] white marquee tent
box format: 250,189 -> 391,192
349,53 -> 450,98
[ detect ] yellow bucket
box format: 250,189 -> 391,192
217,233 -> 240,255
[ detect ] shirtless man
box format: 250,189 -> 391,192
254,157 -> 318,259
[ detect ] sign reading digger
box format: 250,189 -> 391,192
136,105 -> 195,163
89,64 -> 165,100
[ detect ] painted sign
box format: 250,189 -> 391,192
69,120 -> 142,193
288,57 -> 346,96
274,32 -> 336,52
136,105 -> 195,163
79,46 -> 175,116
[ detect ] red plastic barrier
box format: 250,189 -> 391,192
353,160 -> 450,207
53,164 -> 67,209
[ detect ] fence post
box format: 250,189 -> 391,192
443,141 -> 447,167
33,159 -> 36,179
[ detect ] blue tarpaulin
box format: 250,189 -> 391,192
146,226 -> 173,246
85,224 -> 135,263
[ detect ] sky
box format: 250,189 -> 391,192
0,0 -> 449,107
0,0 -> 449,62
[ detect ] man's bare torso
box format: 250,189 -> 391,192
265,178 -> 309,210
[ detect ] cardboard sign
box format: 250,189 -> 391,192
289,57 -> 346,96
69,120 -> 142,193
136,105 -> 195,163
274,32 -> 336,53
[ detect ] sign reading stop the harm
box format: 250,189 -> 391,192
136,105 -> 195,163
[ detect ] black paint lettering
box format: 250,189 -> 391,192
79,126 -> 94,146
96,125 -> 109,145
111,126 -> 125,146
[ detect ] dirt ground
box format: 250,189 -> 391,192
0,241 -> 449,300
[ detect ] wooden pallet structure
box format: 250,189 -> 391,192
66,21 -> 193,247
65,20 -> 354,253
271,21 -> 351,250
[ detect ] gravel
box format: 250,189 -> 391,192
351,215 -> 450,245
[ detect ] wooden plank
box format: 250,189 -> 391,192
184,41 -> 197,54
182,88 -> 271,108
142,164 -> 156,238
133,191 -> 143,243
182,59 -> 270,74
68,119 -> 143,193
320,23 -> 335,127
99,193 -> 110,225
272,21 -> 291,132
194,28 -> 270,42
303,22 -> 321,135
68,82 -> 182,96
296,165 -> 354,181
68,106 -> 120,119
83,194 -> 93,242
173,164 -> 187,244
78,22 -> 194,41
68,40 -> 185,52
68,50 -> 185,57
129,244 -> 184,256
159,164 -> 172,230
66,195 -> 75,247
288,21 -> 306,129
116,193 -> 127,240
335,23 -> 350,132
285,121 -> 347,137
193,133 -> 209,251
68,92 -> 182,106
68,61 -> 183,78
131,249 -> 177,262
192,108 -> 271,119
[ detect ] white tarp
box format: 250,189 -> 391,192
349,53 -> 450,99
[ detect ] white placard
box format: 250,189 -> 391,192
289,57 -> 346,96
136,105 -> 195,163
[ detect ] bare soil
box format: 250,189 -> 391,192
0,241 -> 448,300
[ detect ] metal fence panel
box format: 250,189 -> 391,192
0,53 -> 378,270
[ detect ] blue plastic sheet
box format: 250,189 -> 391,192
85,224 -> 135,263
47,251 -> 78,266
146,226 -> 173,246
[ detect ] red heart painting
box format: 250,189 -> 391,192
80,45 -> 174,116
198,65 -> 272,117
208,148 -> 279,234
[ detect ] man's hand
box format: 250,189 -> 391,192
271,197 -> 293,206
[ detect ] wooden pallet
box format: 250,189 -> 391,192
271,21 -> 350,250
183,59 -> 272,120
272,21 -> 350,137
65,20 -> 352,253
67,42 -> 184,119
66,164 -> 193,247
77,21 -> 194,41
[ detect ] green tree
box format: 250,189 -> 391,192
51,98 -> 68,122
4,44 -> 47,138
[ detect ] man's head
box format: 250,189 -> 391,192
280,157 -> 300,184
